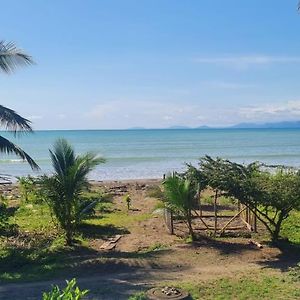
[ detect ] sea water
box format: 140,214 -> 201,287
1,129 -> 300,180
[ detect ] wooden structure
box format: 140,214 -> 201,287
164,190 -> 257,237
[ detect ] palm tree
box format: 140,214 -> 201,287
43,139 -> 105,245
0,40 -> 38,170
163,174 -> 196,239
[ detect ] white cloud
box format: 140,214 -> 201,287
194,55 -> 300,69
85,100 -> 208,128
84,99 -> 300,129
239,100 -> 300,121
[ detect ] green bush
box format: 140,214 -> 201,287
17,176 -> 45,204
42,278 -> 88,300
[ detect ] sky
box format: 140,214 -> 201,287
1,0 -> 300,129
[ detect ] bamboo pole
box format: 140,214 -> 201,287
253,202 -> 257,233
214,189 -> 218,236
220,206 -> 247,234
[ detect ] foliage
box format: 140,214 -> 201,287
42,278 -> 88,300
0,41 -> 34,73
281,211 -> 300,245
0,41 -> 39,170
42,139 -> 105,245
163,173 -> 196,239
17,176 -> 45,203
190,156 -> 300,241
124,194 -> 131,210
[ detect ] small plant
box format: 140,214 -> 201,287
163,174 -> 196,240
42,278 -> 88,300
41,139 -> 105,245
17,176 -> 45,203
128,291 -> 147,300
124,194 -> 131,210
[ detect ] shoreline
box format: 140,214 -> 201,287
89,177 -> 162,184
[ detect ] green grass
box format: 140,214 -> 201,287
83,209 -> 152,230
128,292 -> 147,300
176,272 -> 300,300
0,188 -> 153,283
13,203 -> 54,232
281,211 -> 300,245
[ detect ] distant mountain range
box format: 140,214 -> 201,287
230,121 -> 300,129
128,121 -> 300,130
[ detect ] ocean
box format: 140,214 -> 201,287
1,129 -> 300,181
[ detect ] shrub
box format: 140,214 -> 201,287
163,174 -> 196,239
42,139 -> 105,245
42,278 -> 88,300
17,176 -> 45,203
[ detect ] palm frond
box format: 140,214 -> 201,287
0,105 -> 32,133
163,174 -> 195,214
0,135 -> 39,170
49,139 -> 76,178
0,41 -> 34,73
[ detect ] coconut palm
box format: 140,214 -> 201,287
163,174 -> 196,239
43,139 -> 105,245
0,40 -> 38,170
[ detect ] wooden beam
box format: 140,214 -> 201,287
220,206 -> 247,234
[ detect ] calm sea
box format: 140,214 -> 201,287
1,129 -> 300,181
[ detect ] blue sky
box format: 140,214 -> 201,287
1,0 -> 300,129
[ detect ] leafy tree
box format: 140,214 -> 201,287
163,173 -> 196,239
253,169 -> 300,241
197,156 -> 300,241
0,40 -> 38,170
42,139 -> 105,245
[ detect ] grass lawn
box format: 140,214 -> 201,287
177,271 -> 300,300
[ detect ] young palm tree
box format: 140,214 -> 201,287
43,139 -> 105,245
163,174 -> 196,239
0,41 -> 38,170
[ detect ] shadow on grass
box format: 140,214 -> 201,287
0,247 -> 169,299
78,223 -> 130,239
258,239 -> 300,272
0,235 -> 177,284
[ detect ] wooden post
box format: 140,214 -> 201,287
253,202 -> 257,233
214,189 -> 218,236
246,207 -> 249,224
197,183 -> 203,217
220,206 -> 247,234
170,211 -> 174,235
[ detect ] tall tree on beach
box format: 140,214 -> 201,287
0,41 -> 39,170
